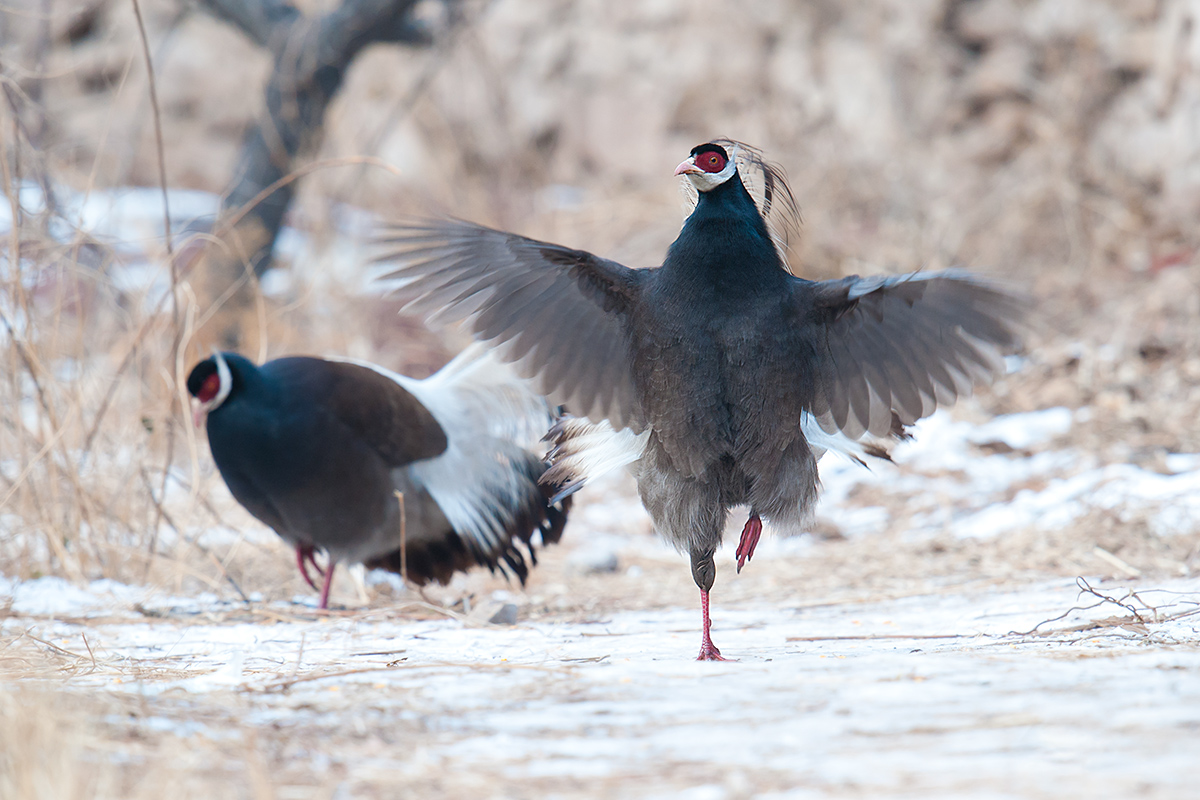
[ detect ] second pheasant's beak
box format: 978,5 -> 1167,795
191,399 -> 206,429
674,157 -> 700,176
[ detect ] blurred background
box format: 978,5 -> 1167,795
2,0 -> 1199,593
4,3 -> 1200,797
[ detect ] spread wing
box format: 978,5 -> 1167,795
263,357 -> 448,466
797,271 -> 1027,440
375,219 -> 647,430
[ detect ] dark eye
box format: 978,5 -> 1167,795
699,152 -> 726,173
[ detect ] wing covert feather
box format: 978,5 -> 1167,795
798,271 -> 1026,438
377,219 -> 647,430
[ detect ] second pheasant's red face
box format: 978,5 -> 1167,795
196,372 -> 221,403
186,352 -> 233,427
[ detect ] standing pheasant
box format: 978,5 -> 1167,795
188,346 -> 570,608
377,141 -> 1024,658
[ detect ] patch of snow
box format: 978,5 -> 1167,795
4,577 -> 124,617
173,650 -> 247,692
807,405 -> 1200,541
1165,453 -> 1200,474
967,406 -> 1074,450
365,569 -> 409,593
258,267 -> 293,298
4,578 -> 1196,796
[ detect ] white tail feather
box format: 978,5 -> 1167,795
802,411 -> 894,466
543,417 -> 650,500
330,347 -> 555,553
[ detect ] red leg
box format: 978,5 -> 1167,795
697,589 -> 730,661
296,545 -> 320,591
307,548 -> 326,577
735,513 -> 762,574
317,560 -> 337,610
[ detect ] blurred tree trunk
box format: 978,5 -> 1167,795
191,0 -> 438,353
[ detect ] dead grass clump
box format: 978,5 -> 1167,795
0,687 -> 97,800
0,685 -> 297,800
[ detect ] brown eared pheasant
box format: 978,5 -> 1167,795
187,347 -> 570,608
377,141 -> 1025,659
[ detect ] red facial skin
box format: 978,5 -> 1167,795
674,147 -> 728,176
192,372 -> 221,427
694,150 -> 727,173
196,373 -> 220,403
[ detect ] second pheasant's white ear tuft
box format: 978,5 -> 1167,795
209,350 -> 233,411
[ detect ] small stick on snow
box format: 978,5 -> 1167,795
1093,546 -> 1142,578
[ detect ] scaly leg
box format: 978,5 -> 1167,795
690,547 -> 730,661
317,560 -> 338,610
735,513 -> 763,574
295,544 -> 321,591
697,589 -> 729,661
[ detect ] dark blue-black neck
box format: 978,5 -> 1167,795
210,353 -> 276,416
663,172 -> 787,298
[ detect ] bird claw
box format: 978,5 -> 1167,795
735,514 -> 762,574
696,641 -> 730,661
295,544 -> 325,591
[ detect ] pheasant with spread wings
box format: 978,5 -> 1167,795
377,141 -> 1025,659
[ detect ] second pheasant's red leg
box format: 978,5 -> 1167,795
296,544 -> 320,590
735,513 -> 762,574
317,561 -> 338,609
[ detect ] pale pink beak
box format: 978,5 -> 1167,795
192,402 -> 205,429
674,157 -> 699,176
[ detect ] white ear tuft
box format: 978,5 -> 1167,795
209,350 -> 234,411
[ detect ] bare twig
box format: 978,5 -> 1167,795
1093,546 -> 1142,578
24,632 -> 88,661
785,633 -> 969,642
255,659 -> 572,694
80,154 -> 404,452
187,0 -> 443,348
1007,577 -> 1199,638
80,633 -> 98,672
130,0 -> 185,568
395,490 -> 407,585
129,0 -> 173,258
139,467 -> 251,603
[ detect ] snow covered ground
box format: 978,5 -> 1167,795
2,573 -> 1198,798
3,406 -> 1200,798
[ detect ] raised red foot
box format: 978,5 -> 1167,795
735,513 -> 762,574
696,589 -> 731,661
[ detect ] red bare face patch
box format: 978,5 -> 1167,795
197,372 -> 221,403
694,149 -> 727,174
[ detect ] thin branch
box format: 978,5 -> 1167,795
395,490 -> 407,585
130,0 -> 183,559
129,0 -> 173,258
197,0 -> 435,278
81,155 -> 404,449
139,466 -> 251,603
